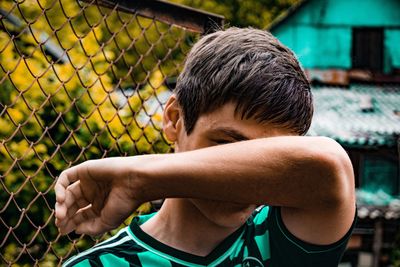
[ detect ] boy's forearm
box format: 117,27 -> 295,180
135,136 -> 353,210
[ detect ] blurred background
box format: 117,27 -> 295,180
0,0 -> 399,266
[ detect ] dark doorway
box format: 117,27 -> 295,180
352,28 -> 384,72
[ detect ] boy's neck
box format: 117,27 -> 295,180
140,198 -> 240,257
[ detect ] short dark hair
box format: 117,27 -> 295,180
174,27 -> 313,135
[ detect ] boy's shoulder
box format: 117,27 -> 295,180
62,227 -> 143,267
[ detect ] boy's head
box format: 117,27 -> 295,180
162,27 -> 314,228
174,27 -> 313,136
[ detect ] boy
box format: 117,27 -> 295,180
55,27 -> 356,267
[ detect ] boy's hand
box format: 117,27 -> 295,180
55,158 -> 142,236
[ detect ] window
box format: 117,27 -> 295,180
348,149 -> 399,196
352,28 -> 384,72
361,154 -> 398,196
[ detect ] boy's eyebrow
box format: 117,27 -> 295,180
210,127 -> 250,141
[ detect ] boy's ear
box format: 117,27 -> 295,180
163,94 -> 183,142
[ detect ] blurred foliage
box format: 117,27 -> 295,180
0,0 -> 301,265
172,0 -> 300,28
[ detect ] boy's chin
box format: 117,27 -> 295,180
190,199 -> 257,228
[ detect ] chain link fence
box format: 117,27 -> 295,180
0,0 -> 223,265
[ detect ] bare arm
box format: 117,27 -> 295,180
140,136 -> 353,207
55,136 -> 355,244
139,136 -> 356,245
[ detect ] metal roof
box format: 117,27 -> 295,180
357,204 -> 400,220
357,189 -> 400,219
308,84 -> 400,148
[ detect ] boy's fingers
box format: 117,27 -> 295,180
55,202 -> 67,221
64,187 -> 77,210
64,180 -> 89,211
56,201 -> 88,230
58,206 -> 96,235
54,183 -> 66,203
55,166 -> 80,203
75,199 -> 123,236
55,164 -> 92,235
63,205 -> 98,235
65,196 -> 91,221
65,181 -> 90,209
56,203 -> 83,229
55,185 -> 79,231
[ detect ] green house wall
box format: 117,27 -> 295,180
271,0 -> 400,72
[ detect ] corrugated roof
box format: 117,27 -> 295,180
308,84 -> 400,147
357,204 -> 400,220
357,189 -> 400,219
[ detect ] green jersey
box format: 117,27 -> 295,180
63,206 -> 355,267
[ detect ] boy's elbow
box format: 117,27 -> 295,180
311,137 -> 355,208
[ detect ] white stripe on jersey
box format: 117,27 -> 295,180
63,228 -> 130,267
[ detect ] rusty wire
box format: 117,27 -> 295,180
0,0 -> 199,265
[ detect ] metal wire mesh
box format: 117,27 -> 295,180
0,0 -> 202,265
